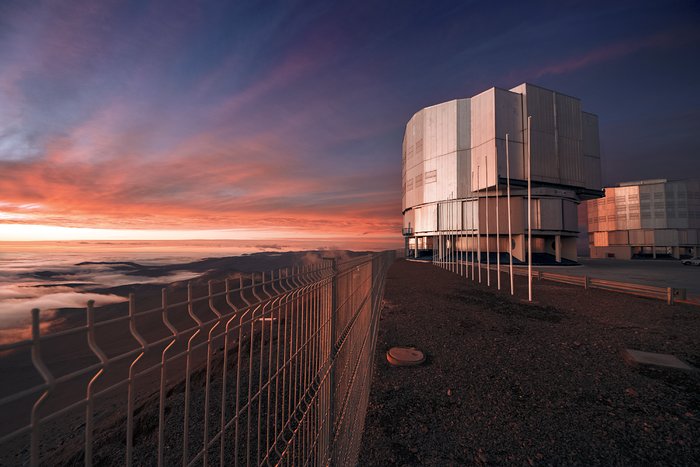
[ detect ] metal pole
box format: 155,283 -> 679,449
486,158 -> 490,287
506,133 -> 514,295
471,171 -> 475,280
527,115 -> 533,302
477,165 -> 482,283
496,156 -> 501,291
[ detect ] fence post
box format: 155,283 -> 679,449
667,287 -> 673,305
325,257 -> 339,461
584,276 -> 589,289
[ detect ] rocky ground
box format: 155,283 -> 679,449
358,259 -> 700,466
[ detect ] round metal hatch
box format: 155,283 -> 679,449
386,347 -> 425,366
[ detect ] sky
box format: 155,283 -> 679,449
0,0 -> 699,244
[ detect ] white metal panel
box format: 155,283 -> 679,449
438,201 -> 462,230
470,88 -> 495,149
422,157 -> 437,204
403,208 -> 414,230
496,138 -> 525,182
415,204 -> 437,233
494,88 -> 523,142
435,101 -> 457,156
462,199 -> 479,231
435,152 -> 457,200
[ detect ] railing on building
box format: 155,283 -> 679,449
0,251 -> 397,466
401,228 -> 413,236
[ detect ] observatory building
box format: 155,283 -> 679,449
586,178 -> 700,259
401,83 -> 603,263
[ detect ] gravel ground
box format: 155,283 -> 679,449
358,259 -> 700,466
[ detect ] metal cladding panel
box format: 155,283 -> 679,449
563,199 -> 578,231
496,138 -> 525,181
539,198 -> 563,230
629,229 -> 645,244
435,101 -> 457,157
438,200 -> 462,230
470,88 -> 496,149
530,130 -> 558,182
422,157 -> 437,204
424,106 -> 437,160
555,93 -> 582,140
457,99 -> 471,150
494,88 -> 525,182
558,137 -> 584,186
436,152 -> 458,200
656,229 -> 678,245
471,141 -> 497,191
415,204 -> 437,233
414,111 -> 424,165
403,208 -> 414,230
456,149 -> 472,198
462,199 -> 479,230
495,88 -> 524,142
609,230 -> 629,245
582,112 -> 600,157
524,85 -> 556,134
527,199 -> 541,230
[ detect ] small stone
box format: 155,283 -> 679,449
447,388 -> 452,396
624,387 -> 638,397
409,447 -> 418,453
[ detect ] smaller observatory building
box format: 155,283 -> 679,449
402,83 -> 603,263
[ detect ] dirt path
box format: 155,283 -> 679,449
358,259 -> 700,466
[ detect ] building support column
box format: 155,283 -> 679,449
672,246 -> 680,259
555,235 -> 562,263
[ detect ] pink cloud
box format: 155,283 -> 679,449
529,30 -> 698,78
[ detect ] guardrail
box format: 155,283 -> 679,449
0,251 -> 397,466
430,255 -> 696,306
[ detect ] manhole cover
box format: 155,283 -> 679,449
387,347 -> 425,366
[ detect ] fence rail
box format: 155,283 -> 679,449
0,250 -> 397,466
429,256 -> 697,306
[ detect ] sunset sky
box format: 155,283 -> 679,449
1,0 -> 699,243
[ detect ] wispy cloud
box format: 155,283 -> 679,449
528,29 -> 698,79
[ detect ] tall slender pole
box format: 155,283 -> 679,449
471,171 -> 475,281
527,115 -> 533,302
506,133 -> 514,295
477,165 -> 482,283
496,148 -> 501,290
451,200 -> 455,273
486,158 -> 490,287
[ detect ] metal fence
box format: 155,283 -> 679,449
0,251 -> 397,466
429,252 -> 697,306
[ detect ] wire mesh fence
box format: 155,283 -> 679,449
0,250 -> 397,466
